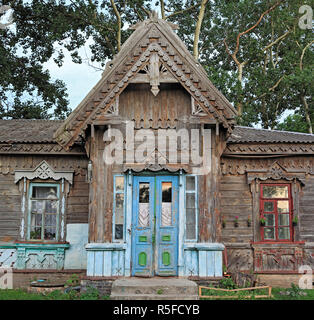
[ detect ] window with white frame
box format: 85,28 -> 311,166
185,175 -> 198,241
28,183 -> 60,241
113,175 -> 126,241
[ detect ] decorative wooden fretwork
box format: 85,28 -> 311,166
253,245 -> 304,272
105,97 -> 119,116
14,160 -> 74,184
191,97 -> 206,116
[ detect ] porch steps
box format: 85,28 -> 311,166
110,278 -> 199,300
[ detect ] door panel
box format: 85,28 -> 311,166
132,175 -> 179,277
155,176 -> 179,276
132,177 -> 155,276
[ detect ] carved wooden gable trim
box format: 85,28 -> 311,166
246,160 -> 307,185
54,18 -> 237,150
14,160 -> 74,184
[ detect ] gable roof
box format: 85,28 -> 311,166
53,15 -> 237,150
228,126 -> 314,144
1,120 -> 313,146
0,119 -> 63,143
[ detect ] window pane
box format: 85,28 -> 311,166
162,182 -> 172,226
115,176 -> 124,192
262,186 -> 288,198
44,227 -> 56,240
277,200 -> 289,213
265,214 -> 275,226
139,203 -> 150,227
45,214 -> 56,227
278,214 -> 290,226
45,200 -> 58,214
264,227 -> 275,240
186,176 -> 195,191
139,183 -> 150,203
115,224 -> 123,240
278,227 -> 290,240
115,193 -> 124,225
32,187 -> 58,199
30,227 -> 42,240
186,224 -> 196,240
31,213 -> 42,227
264,201 -> 274,212
138,183 -> 150,227
162,182 -> 172,202
186,209 -> 196,240
31,200 -> 44,214
186,193 -> 195,209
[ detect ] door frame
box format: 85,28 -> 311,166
124,171 -> 185,277
130,174 -> 179,276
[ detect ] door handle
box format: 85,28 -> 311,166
127,228 -> 132,235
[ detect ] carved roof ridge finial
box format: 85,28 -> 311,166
149,10 -> 159,21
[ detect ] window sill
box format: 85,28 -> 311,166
251,241 -> 305,245
15,241 -> 69,245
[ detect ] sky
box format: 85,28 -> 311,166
43,40 -> 104,112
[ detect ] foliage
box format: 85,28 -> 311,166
277,283 -> 308,299
0,0 -> 313,132
65,274 -> 80,287
218,277 -> 238,290
79,286 -> 100,300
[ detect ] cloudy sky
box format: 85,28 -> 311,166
43,40 -> 104,112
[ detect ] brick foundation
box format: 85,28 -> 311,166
12,269 -> 86,289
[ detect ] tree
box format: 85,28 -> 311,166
0,0 -> 313,133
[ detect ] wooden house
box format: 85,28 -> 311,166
0,15 -> 313,289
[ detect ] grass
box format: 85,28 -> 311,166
200,280 -> 314,300
0,287 -> 110,300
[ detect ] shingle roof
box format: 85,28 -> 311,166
0,120 -> 313,145
0,119 -> 63,143
228,126 -> 314,144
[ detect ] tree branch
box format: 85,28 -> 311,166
263,29 -> 291,51
233,1 -> 283,57
160,0 -> 166,20
193,0 -> 209,60
300,40 -> 314,70
110,0 -> 121,52
165,3 -> 200,20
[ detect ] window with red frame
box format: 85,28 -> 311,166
260,184 -> 293,241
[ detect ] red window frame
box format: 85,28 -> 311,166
260,183 -> 293,242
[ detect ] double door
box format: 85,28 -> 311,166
131,176 -> 179,276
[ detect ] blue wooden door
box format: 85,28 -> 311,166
132,176 -> 179,277
155,176 -> 179,276
132,176 -> 155,276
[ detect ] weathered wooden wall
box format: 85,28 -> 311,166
220,155 -> 314,273
0,154 -> 89,242
88,83 -> 226,244
220,174 -> 253,243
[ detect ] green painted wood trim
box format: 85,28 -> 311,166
138,252 -> 147,266
15,243 -> 70,250
162,251 -> 171,266
162,235 -> 171,241
139,236 -> 147,242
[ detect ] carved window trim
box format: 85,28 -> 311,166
250,178 -> 302,244
27,182 -> 60,242
259,183 -> 293,242
15,160 -> 74,185
14,161 -> 73,242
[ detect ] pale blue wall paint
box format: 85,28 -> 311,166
64,223 -> 88,269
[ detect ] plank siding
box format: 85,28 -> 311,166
0,154 -> 89,242
220,174 -> 253,243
